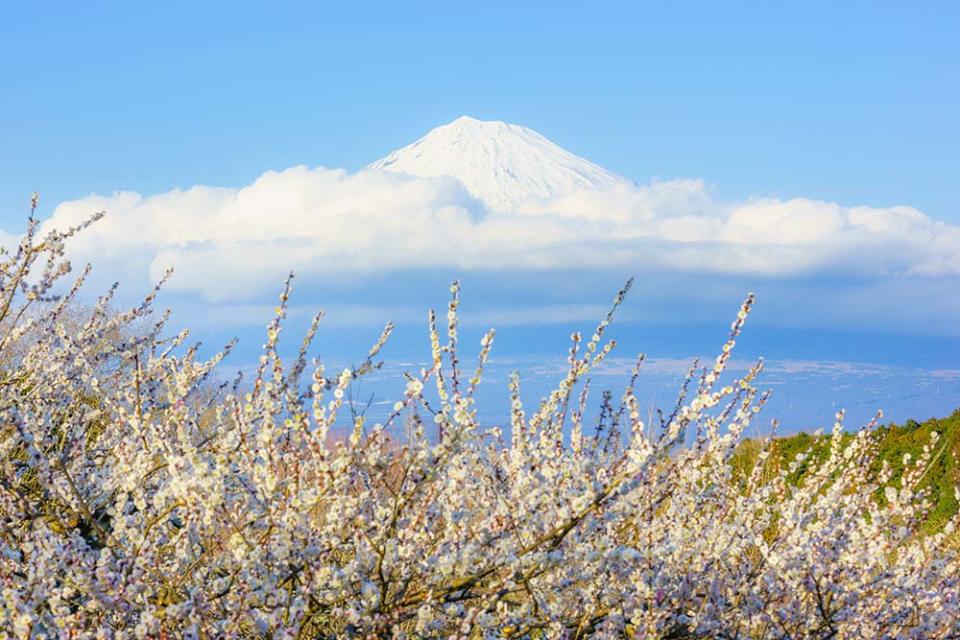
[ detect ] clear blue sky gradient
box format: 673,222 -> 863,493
1,1 -> 957,224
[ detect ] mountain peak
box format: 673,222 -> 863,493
449,114 -> 483,125
368,116 -> 625,211
445,115 -> 506,128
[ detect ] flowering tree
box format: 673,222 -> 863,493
1,210 -> 958,638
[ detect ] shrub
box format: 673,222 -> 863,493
1,212 -> 958,638
734,410 -> 960,535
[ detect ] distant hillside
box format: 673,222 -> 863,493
732,409 -> 960,535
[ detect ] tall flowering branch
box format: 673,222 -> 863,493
0,212 -> 957,638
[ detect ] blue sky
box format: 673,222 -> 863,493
2,1 -> 957,221
2,1 -> 959,430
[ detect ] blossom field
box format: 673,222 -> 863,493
2,212 -> 959,638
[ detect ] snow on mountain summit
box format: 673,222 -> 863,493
368,116 -> 626,211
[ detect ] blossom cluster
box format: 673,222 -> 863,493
1,213 -> 958,638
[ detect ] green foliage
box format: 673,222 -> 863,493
732,409 -> 960,533
871,410 -> 960,533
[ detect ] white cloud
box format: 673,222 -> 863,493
0,228 -> 19,254
183,302 -> 627,331
20,165 -> 960,301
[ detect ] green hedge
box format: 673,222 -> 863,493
732,409 -> 960,533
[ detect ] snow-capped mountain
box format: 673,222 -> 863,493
368,116 -> 626,211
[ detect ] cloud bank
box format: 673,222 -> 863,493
20,165 -> 960,302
